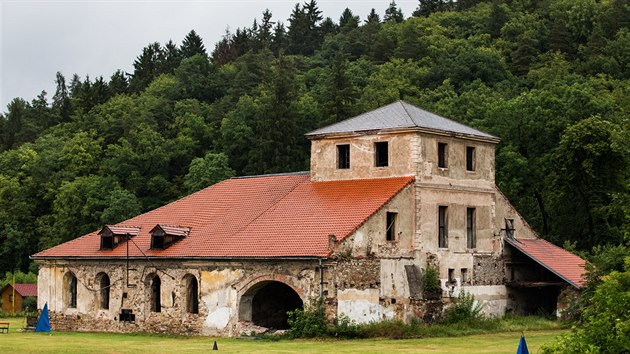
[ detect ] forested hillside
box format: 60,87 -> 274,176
0,0 -> 628,274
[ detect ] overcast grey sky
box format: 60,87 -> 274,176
0,0 -> 419,112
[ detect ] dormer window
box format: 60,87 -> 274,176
150,225 -> 191,250
99,226 -> 140,250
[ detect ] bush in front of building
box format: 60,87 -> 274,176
443,290 -> 484,324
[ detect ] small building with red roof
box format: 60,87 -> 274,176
32,101 -> 586,335
1,283 -> 37,313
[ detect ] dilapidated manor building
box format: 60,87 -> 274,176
33,101 -> 586,335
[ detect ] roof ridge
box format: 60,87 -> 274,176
232,171 -> 309,179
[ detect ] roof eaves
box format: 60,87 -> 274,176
505,237 -> 582,289
307,126 -> 500,143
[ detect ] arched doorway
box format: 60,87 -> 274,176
239,281 -> 303,329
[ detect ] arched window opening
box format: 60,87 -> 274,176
97,273 -> 110,310
185,275 -> 199,314
65,272 -> 78,308
150,275 -> 161,312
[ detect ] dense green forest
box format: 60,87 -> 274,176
0,0 -> 628,275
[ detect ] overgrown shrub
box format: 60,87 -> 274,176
443,290 -> 484,324
287,302 -> 327,338
423,266 -> 441,298
330,314 -> 363,338
541,259 -> 630,353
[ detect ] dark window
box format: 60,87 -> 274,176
68,274 -> 77,308
466,146 -> 476,171
186,275 -> 199,314
99,273 -> 110,310
438,206 -> 448,248
375,142 -> 389,167
150,275 -> 161,312
461,268 -> 468,284
448,268 -> 455,283
467,208 -> 476,249
100,235 -> 114,250
438,142 -> 448,168
386,212 -> 397,241
151,235 -> 165,249
505,219 -> 515,238
337,144 -> 350,169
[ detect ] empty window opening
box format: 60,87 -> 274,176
239,281 -> 303,329
185,275 -> 199,314
438,206 -> 448,248
119,309 -> 135,322
99,226 -> 140,250
386,212 -> 398,241
438,142 -> 448,168
467,208 -> 476,249
150,275 -> 161,312
65,272 -> 78,308
461,268 -> 469,284
505,218 -> 515,238
375,142 -> 389,167
337,144 -> 350,169
150,225 -> 190,250
466,146 -> 476,171
448,268 -> 455,283
98,273 -> 110,310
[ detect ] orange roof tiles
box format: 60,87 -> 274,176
505,237 -> 587,288
33,173 -> 414,259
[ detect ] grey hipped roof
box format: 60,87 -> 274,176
306,101 -> 499,141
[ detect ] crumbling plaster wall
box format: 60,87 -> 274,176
37,259 -> 321,336
330,184 -> 424,323
309,132 -> 417,181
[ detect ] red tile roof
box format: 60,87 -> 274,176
33,173 -> 414,259
505,237 -> 587,288
10,284 -> 38,297
99,226 -> 141,236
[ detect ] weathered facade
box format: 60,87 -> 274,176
33,101 -> 586,335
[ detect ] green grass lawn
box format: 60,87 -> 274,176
0,318 -> 565,354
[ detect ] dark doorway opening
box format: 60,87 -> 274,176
244,281 -> 303,329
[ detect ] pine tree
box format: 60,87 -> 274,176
108,70 -> 129,97
272,22 -> 288,56
366,8 -> 380,24
180,30 -> 207,58
339,8 -> 359,32
130,42 -> 165,92
413,0 -> 445,18
384,1 -> 404,23
162,40 -> 182,73
52,72 -> 72,123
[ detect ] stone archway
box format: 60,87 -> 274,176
239,280 -> 303,329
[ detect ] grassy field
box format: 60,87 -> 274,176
0,317 -> 565,354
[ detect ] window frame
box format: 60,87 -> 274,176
150,275 -> 161,313
467,207 -> 476,249
67,273 -> 78,309
438,142 -> 448,168
466,146 -> 476,171
374,141 -> 389,167
185,275 -> 199,314
98,273 -> 110,310
386,212 -> 398,241
438,205 -> 448,248
337,144 -> 350,169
